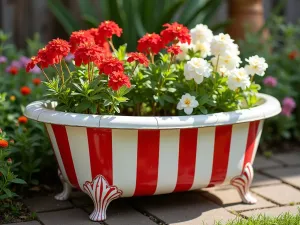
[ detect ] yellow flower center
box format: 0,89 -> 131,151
184,99 -> 191,106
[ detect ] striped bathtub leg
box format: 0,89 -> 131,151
55,169 -> 72,201
83,175 -> 123,221
230,163 -> 257,204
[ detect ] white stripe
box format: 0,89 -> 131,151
46,124 -> 71,186
155,130 -> 180,195
112,129 -> 138,197
251,120 -> 264,163
191,127 -> 215,190
225,123 -> 249,182
65,126 -> 92,191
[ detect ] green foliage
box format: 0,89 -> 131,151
47,0 -> 225,51
0,30 -> 55,188
215,212 -> 300,225
239,16 -> 300,145
0,131 -> 26,202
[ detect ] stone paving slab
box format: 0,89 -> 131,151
38,208 -> 96,225
132,192 -> 236,225
200,188 -> 276,212
263,166 -> 300,188
252,173 -> 282,187
86,199 -> 156,225
252,183 -> 300,205
70,191 -> 93,207
241,205 -> 300,218
5,222 -> 41,225
253,156 -> 283,170
24,196 -> 73,213
271,152 -> 300,166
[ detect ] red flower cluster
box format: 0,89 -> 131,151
20,86 -> 31,96
74,45 -> 106,67
160,22 -> 191,45
0,139 -> 8,148
18,116 -> 28,124
26,39 -> 70,72
86,28 -> 111,53
288,51 -> 297,60
98,57 -> 124,75
108,71 -> 131,91
98,21 -> 122,39
69,30 -> 95,53
8,66 -> 18,75
167,45 -> 182,56
127,52 -> 149,66
137,33 -> 163,55
32,78 -> 41,86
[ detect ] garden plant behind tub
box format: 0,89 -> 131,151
24,21 -> 281,221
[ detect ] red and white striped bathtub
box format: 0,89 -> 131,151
25,93 -> 281,221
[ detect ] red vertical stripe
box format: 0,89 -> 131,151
87,128 -> 113,185
174,128 -> 198,192
134,130 -> 160,196
243,121 -> 260,168
208,125 -> 232,186
51,124 -> 79,188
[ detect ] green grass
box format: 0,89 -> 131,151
213,213 -> 300,225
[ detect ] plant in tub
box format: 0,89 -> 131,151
24,21 -> 279,221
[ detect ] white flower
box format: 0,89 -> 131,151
245,55 -> 268,76
217,66 -> 230,77
176,42 -> 195,61
227,68 -> 251,91
184,58 -> 212,84
211,53 -> 241,71
211,33 -> 236,56
190,24 -> 213,44
177,93 -> 199,115
193,41 -> 211,58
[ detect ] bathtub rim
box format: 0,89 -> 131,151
24,93 -> 281,129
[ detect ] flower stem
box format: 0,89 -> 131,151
131,63 -> 138,76
60,61 -> 64,84
41,69 -> 50,81
215,55 -> 220,73
150,52 -> 154,64
108,39 -> 117,54
251,75 -> 254,82
88,62 -> 91,83
63,60 -> 72,77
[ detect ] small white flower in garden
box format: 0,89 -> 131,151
176,42 -> 195,61
218,66 -> 230,77
184,58 -> 212,84
193,42 -> 211,58
210,33 -> 236,56
245,55 -> 268,76
190,24 -> 213,44
211,53 -> 241,71
177,93 -> 199,115
227,68 -> 251,91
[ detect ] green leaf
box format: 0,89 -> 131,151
75,101 -> 91,113
199,105 -> 208,114
114,96 -> 129,103
0,168 -> 7,177
11,178 -> 27,184
162,95 -> 175,103
3,188 -> 13,198
47,0 -> 80,34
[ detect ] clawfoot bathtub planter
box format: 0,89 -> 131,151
25,93 -> 281,221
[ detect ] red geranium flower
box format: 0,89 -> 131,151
32,78 -> 41,86
74,45 -> 106,67
108,71 -> 131,91
20,86 -> 31,96
18,116 -> 28,124
160,22 -> 191,45
137,33 -> 163,55
46,38 -> 70,65
167,44 -> 182,55
69,30 -> 95,53
98,57 -> 124,75
0,139 -> 8,148
98,21 -> 122,39
26,56 -> 39,72
8,66 -> 18,75
127,52 -> 149,66
288,51 -> 297,60
86,28 -> 111,54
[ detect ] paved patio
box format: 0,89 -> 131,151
5,152 -> 300,225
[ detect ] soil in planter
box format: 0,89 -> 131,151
0,199 -> 37,224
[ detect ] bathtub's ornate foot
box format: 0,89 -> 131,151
55,169 -> 72,201
230,163 -> 257,204
83,175 -> 122,221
